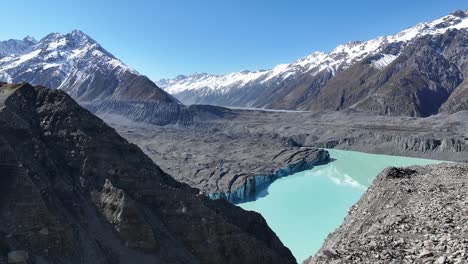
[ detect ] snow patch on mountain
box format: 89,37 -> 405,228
371,54 -> 398,70
0,49 -> 41,70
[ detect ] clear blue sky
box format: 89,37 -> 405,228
1,0 -> 467,80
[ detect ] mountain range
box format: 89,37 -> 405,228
0,30 -> 176,104
1,11 -> 468,121
158,10 -> 468,117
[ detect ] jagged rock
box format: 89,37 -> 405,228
419,249 -> 433,258
0,83 -> 296,264
385,167 -> 417,179
92,179 -> 158,252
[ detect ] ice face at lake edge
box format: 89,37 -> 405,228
239,149 -> 444,262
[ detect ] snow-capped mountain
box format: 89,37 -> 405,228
0,36 -> 37,59
158,10 -> 468,109
0,30 -> 176,103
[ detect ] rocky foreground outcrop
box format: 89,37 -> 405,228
306,163 -> 468,264
0,83 -> 296,264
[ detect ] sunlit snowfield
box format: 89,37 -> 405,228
239,149 -> 444,262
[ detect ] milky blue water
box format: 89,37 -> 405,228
239,149 -> 444,262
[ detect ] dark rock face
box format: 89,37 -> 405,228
258,69 -> 335,110
305,163 -> 468,264
441,80 -> 468,113
210,148 -> 330,203
0,83 -> 296,264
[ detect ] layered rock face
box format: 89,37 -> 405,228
306,163 -> 468,264
0,83 -> 296,264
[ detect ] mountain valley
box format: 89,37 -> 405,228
1,8 -> 468,264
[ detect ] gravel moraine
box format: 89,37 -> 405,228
306,163 -> 468,264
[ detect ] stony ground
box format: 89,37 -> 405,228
306,163 -> 468,264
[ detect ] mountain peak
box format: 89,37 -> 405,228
71,29 -> 86,35
36,30 -> 97,51
23,36 -> 37,44
450,10 -> 468,18
68,29 -> 95,42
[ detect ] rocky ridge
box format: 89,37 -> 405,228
0,83 -> 296,264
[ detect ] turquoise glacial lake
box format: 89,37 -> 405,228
239,149 -> 444,262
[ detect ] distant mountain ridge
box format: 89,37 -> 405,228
158,10 -> 468,116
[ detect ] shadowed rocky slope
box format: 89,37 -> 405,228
0,83 -> 296,264
306,163 -> 468,264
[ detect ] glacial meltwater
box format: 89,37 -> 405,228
238,149 -> 444,262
